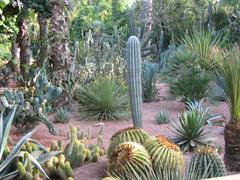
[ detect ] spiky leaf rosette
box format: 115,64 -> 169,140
189,146 -> 226,178
171,109 -> 213,151
144,135 -> 184,180
108,142 -> 154,180
108,127 -> 149,157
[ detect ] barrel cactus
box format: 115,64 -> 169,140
108,127 -> 149,157
108,142 -> 154,179
189,145 -> 226,178
126,36 -> 143,128
144,135 -> 184,180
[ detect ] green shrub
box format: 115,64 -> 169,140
78,77 -> 130,121
171,109 -> 213,151
155,109 -> 170,124
168,66 -> 214,105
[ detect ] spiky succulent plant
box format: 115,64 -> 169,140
155,109 -> 170,124
189,146 -> 226,178
171,109 -> 213,151
108,142 -> 154,180
144,135 -> 184,180
108,127 -> 149,158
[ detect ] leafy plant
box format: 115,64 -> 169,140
171,109 -> 213,151
78,77 -> 130,121
155,109 -> 170,124
54,107 -> 69,124
168,66 -> 214,105
181,30 -> 228,70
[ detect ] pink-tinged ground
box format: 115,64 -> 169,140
10,84 -> 230,180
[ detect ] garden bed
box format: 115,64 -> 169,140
9,83 -> 229,180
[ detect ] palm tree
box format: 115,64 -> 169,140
49,0 -> 71,83
216,46 -> 240,171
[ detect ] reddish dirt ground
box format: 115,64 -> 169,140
9,83 -> 230,180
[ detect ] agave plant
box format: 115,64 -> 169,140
186,99 -> 224,125
78,76 -> 130,121
171,109 -> 213,151
155,109 -> 170,124
216,46 -> 240,171
0,107 -> 60,179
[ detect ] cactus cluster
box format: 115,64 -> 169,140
108,127 -> 149,157
144,135 -> 184,180
108,142 -> 154,179
43,155 -> 74,180
189,146 -> 226,178
17,152 -> 44,180
126,36 -> 143,128
64,127 -> 104,168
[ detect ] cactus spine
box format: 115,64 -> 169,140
126,36 -> 143,128
189,146 -> 226,178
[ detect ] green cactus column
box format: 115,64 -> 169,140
126,36 -> 143,128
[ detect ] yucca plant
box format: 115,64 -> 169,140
78,77 -> 130,121
171,109 -> 213,151
181,30 -> 228,70
216,46 -> 240,171
54,107 -> 70,123
155,109 -> 170,124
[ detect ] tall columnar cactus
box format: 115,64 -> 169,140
189,146 -> 226,178
144,135 -> 184,180
107,127 -> 149,158
108,142 -> 154,179
126,36 -> 143,128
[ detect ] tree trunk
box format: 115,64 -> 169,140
38,13 -> 49,66
17,18 -> 32,80
224,121 -> 240,171
49,0 -> 71,83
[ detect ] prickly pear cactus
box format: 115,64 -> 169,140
108,142 -> 154,179
126,36 -> 143,128
108,127 -> 149,158
189,145 -> 226,178
144,135 -> 184,180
